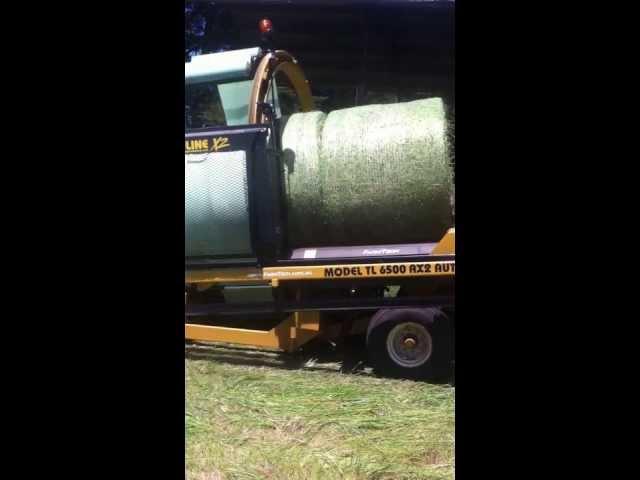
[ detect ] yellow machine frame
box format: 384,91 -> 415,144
185,311 -> 320,353
185,229 -> 454,351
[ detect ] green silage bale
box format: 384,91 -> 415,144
281,111 -> 328,244
282,98 -> 454,247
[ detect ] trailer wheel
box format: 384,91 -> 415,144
366,308 -> 452,381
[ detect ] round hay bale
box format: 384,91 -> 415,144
281,110 -> 328,244
282,98 -> 453,247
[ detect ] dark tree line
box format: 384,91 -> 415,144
185,2 -> 234,61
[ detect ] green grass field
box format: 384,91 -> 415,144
186,343 -> 454,480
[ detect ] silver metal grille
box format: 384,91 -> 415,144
185,150 -> 252,257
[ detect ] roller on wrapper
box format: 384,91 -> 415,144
281,98 -> 453,248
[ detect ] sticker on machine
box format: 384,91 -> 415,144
303,249 -> 317,259
185,136 -> 231,154
263,261 -> 455,281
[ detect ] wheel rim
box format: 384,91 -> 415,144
386,322 -> 433,368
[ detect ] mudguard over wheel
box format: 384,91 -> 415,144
366,308 -> 452,381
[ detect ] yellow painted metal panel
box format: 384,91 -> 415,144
263,260 -> 454,282
185,311 -> 320,352
431,228 -> 455,255
186,267 -> 264,284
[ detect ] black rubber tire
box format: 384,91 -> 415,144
366,308 -> 452,381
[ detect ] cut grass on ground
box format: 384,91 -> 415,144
186,345 -> 454,480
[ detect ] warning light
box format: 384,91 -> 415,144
259,18 -> 273,34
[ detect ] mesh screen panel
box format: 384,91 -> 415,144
185,151 -> 252,257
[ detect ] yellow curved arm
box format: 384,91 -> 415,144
248,50 -> 315,125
